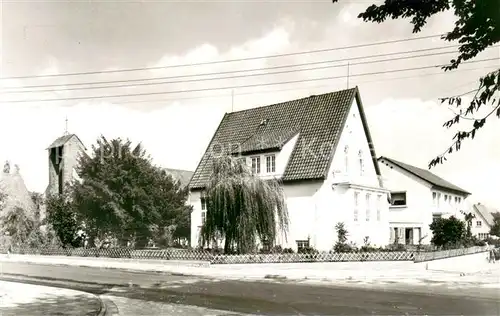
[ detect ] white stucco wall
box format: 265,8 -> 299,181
189,190 -> 202,247
470,208 -> 492,239
378,158 -> 469,244
189,96 -> 390,251
323,96 -> 389,248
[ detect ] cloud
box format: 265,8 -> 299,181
365,97 -> 500,208
1,12 -> 498,211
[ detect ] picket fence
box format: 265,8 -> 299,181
1,245 -> 491,264
413,245 -> 492,262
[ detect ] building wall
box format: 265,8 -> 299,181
378,159 -> 469,245
47,135 -> 85,196
378,161 -> 432,244
470,208 -> 492,240
189,96 -> 390,251
321,96 -> 389,248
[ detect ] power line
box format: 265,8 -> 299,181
3,58 -> 497,104
4,49 -> 478,94
110,65 -> 499,105
0,34 -> 444,80
1,44 -> 465,91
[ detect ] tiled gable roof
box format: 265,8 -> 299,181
378,156 -> 471,196
47,134 -> 87,150
189,87 -> 380,189
473,203 -> 498,227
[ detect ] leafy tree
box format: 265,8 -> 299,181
332,0 -> 500,168
0,188 -> 5,210
71,136 -> 191,248
171,206 -> 191,245
429,216 -> 466,249
461,210 -> 475,239
200,154 -> 289,254
148,169 -> 192,247
334,222 -> 351,253
30,191 -> 44,223
1,206 -> 35,247
490,212 -> 500,237
45,191 -> 84,248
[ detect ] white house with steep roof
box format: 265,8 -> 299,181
188,87 -> 391,252
377,156 -> 471,245
470,203 -> 497,240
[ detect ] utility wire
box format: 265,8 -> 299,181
1,44 -> 465,91
110,64 -> 498,106
3,46 -> 480,94
3,49 -> 478,94
3,57 -> 497,104
0,34 -> 444,80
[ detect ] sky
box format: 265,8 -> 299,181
0,1 -> 499,208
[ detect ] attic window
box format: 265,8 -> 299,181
390,191 -> 407,206
259,119 -> 269,126
358,150 -> 364,175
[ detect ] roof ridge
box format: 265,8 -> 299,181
227,87 -> 358,116
378,155 -> 470,195
190,87 -> 360,189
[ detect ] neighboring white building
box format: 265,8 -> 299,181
470,203 -> 497,240
188,87 -> 390,252
377,156 -> 471,245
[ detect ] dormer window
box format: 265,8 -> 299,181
251,156 -> 261,174
390,191 -> 407,206
358,150 -> 364,175
266,155 -> 276,173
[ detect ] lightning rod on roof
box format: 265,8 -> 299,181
231,89 -> 234,112
347,62 -> 350,89
64,116 -> 69,135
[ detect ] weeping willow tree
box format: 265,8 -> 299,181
200,154 -> 289,254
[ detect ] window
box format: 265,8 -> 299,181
376,195 -> 382,221
478,233 -> 489,240
476,220 -> 482,227
457,197 -> 461,204
454,196 -> 458,204
251,156 -> 261,174
365,193 -> 371,221
353,191 -> 359,221
444,195 -> 448,203
344,146 -> 349,173
201,197 -> 206,210
358,150 -> 364,175
201,211 -> 206,225
389,191 -> 407,206
296,240 -> 310,251
432,192 -> 437,205
266,155 -> 276,173
436,192 -> 441,207
432,214 -> 442,222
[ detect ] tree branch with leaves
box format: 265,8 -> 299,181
332,0 -> 500,168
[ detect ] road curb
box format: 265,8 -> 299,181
0,275 -> 108,316
96,295 -> 108,316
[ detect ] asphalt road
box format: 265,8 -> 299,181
1,262 -> 499,315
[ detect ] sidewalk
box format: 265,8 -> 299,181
1,254 -> 499,288
0,280 -> 103,316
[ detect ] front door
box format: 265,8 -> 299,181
405,228 -> 413,245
